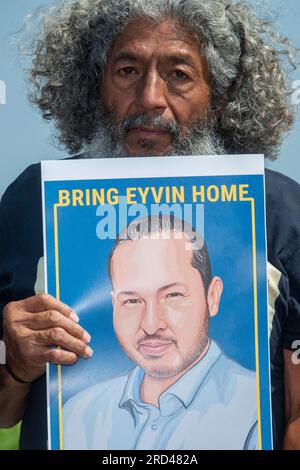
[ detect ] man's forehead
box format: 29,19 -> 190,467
107,18 -> 202,62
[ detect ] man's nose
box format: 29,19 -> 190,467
135,70 -> 167,113
140,300 -> 167,335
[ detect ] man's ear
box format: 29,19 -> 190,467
207,277 -> 223,317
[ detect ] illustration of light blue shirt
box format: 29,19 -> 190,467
63,340 -> 258,450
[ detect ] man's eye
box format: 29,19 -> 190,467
118,67 -> 138,77
172,70 -> 189,81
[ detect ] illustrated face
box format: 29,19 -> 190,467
100,18 -> 212,156
111,234 -> 223,379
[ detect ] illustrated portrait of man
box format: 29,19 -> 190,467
63,215 -> 257,450
0,0 -> 299,451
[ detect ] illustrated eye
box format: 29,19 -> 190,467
166,292 -> 184,299
123,298 -> 142,306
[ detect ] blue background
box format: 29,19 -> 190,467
0,0 -> 300,197
44,173 -> 272,449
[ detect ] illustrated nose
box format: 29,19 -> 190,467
136,70 -> 167,113
140,300 -> 166,335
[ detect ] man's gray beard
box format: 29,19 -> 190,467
119,313 -> 210,379
83,110 -> 226,158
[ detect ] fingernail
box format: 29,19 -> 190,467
83,331 -> 91,344
70,312 -> 80,323
85,346 -> 94,358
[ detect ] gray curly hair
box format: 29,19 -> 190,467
27,0 -> 298,159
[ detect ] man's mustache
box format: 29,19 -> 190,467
119,114 -> 181,137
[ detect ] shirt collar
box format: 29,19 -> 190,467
119,340 -> 222,417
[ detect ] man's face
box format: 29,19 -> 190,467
100,18 -> 212,156
111,235 -> 222,379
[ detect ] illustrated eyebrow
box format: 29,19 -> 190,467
117,291 -> 140,297
116,283 -> 187,298
158,282 -> 187,292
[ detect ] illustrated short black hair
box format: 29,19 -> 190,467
107,214 -> 212,294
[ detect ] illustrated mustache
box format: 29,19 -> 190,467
120,114 -> 181,137
137,334 -> 177,346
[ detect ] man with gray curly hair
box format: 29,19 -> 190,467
0,0 -> 299,450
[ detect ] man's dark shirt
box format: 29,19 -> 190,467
0,162 -> 299,450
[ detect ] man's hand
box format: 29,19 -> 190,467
2,294 -> 92,383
